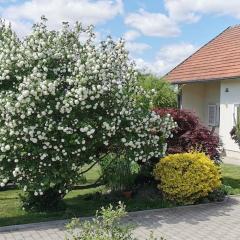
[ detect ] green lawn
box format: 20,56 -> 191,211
0,165 -> 172,227
1,163 -> 239,227
222,163 -> 240,195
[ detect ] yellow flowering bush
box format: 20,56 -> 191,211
154,152 -> 221,204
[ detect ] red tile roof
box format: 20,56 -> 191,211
165,25 -> 240,84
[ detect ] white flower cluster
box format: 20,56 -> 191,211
0,18 -> 175,195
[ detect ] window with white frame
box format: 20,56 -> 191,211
208,104 -> 219,127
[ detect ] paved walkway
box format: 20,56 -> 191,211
1,196 -> 240,240
223,156 -> 240,166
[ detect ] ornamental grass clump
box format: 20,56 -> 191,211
100,155 -> 139,192
154,152 -> 221,205
0,17 -> 174,210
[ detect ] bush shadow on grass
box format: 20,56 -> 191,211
0,188 -> 171,229
3,182 -> 231,230
1,193 -> 238,234
64,187 -> 173,218
223,177 -> 240,194
0,212 -> 66,230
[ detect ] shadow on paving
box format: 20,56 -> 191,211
124,197 -> 239,230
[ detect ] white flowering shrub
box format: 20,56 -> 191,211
0,17 -> 174,210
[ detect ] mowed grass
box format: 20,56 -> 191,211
0,165 -> 172,227
222,163 -> 240,195
0,165 -> 103,227
1,163 -> 239,227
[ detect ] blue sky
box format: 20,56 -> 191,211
1,0 -> 240,75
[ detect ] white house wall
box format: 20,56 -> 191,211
220,79 -> 240,157
182,82 -> 220,127
182,83 -> 205,122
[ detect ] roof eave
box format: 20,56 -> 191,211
168,75 -> 240,84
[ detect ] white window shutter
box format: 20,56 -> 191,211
208,105 -> 218,126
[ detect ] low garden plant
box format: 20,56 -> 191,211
230,127 -> 240,146
66,203 -> 134,240
66,202 -> 165,240
230,107 -> 240,146
154,152 -> 222,205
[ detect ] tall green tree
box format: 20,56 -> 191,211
138,74 -> 177,109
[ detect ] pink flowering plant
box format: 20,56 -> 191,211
0,17 -> 174,210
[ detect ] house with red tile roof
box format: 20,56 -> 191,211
165,25 -> 240,158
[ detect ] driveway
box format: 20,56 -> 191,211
1,196 -> 240,240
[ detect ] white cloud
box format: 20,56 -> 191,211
123,30 -> 140,41
125,9 -> 180,37
165,0 -> 240,23
125,41 -> 151,55
123,29 -> 150,55
7,20 -> 32,37
134,43 -> 197,76
1,0 -> 123,36
124,0 -> 240,38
